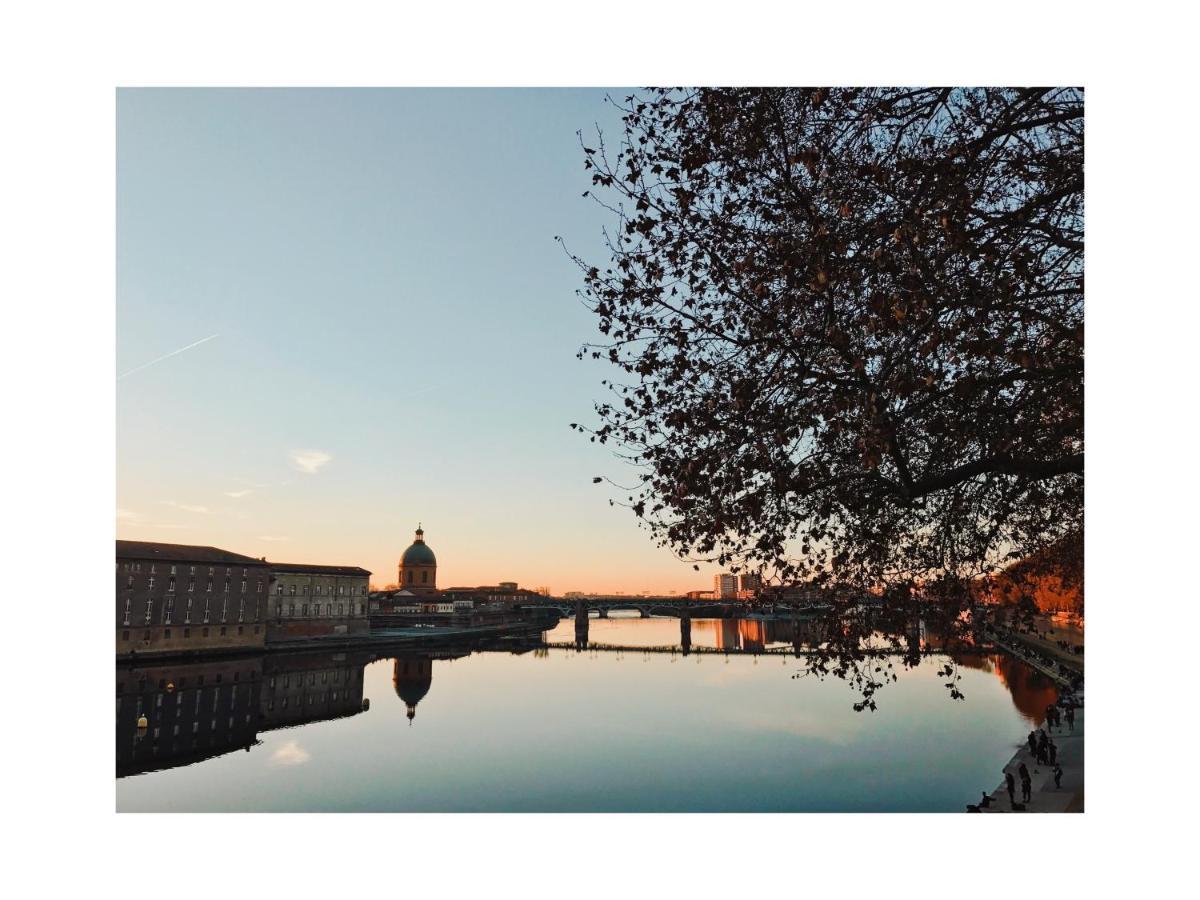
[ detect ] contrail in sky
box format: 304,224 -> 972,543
117,334 -> 219,381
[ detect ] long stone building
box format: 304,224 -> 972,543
117,540 -> 271,657
266,562 -> 371,643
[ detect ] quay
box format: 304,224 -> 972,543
979,702 -> 1084,813
121,615 -> 556,665
973,621 -> 1084,813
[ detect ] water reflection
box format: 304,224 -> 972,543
117,617 -> 1062,809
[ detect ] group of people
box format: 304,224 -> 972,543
988,698 -> 1076,812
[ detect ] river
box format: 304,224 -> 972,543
116,614 -> 1058,812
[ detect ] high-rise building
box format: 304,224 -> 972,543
738,573 -> 763,594
714,573 -> 738,599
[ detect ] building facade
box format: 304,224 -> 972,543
397,524 -> 438,594
116,541 -> 270,658
267,563 -> 371,642
714,573 -> 739,599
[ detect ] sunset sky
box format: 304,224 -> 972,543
116,88 -> 724,594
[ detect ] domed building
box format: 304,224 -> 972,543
397,524 -> 437,595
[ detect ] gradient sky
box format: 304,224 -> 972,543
116,88 -> 725,594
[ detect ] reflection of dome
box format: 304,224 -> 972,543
401,524 -> 436,566
393,657 -> 432,723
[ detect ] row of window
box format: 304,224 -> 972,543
120,562 -> 260,577
277,603 -> 363,618
119,624 -> 259,641
125,575 -> 264,594
121,595 -> 262,626
276,582 -> 366,596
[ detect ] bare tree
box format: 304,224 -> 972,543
568,88 -> 1083,706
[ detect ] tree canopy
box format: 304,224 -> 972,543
570,87 -> 1083,598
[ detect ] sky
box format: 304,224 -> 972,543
116,88 -> 724,595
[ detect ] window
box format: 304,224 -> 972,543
256,579 -> 262,593
206,578 -> 213,593
220,596 -> 228,623
276,584 -> 283,595
241,580 -> 247,594
122,630 -> 129,641
170,565 -> 177,575
422,571 -> 428,583
302,603 -> 308,617
190,566 -> 195,575
290,584 -> 296,597
163,629 -> 171,639
167,577 -> 176,593
254,598 -> 260,621
338,603 -> 344,617
203,597 -> 211,624
188,578 -> 194,593
339,585 -> 345,596
122,597 -> 131,626
184,597 -> 192,624
144,598 -> 154,625
238,597 -> 245,623
150,564 -> 156,574
148,576 -> 155,591
220,626 -> 227,636
164,597 -> 174,625
126,574 -> 133,588
289,603 -> 295,617
407,571 -> 413,583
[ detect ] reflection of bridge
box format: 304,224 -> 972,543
545,640 -> 970,657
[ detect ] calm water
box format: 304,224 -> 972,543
116,615 -> 1058,812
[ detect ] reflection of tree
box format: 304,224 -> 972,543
952,651 -> 1055,725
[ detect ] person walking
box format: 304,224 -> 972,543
1027,731 -> 1038,754
1049,740 -> 1058,766
1053,765 -> 1063,789
1065,707 -> 1075,732
1018,763 -> 1032,804
1005,770 -> 1016,807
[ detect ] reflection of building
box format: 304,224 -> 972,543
267,562 -> 371,642
260,651 -> 369,729
397,525 -> 438,595
393,657 -> 433,723
116,541 -> 270,658
116,656 -> 263,777
117,651 -> 371,777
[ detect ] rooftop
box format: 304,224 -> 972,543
116,540 -> 268,567
269,562 -> 372,576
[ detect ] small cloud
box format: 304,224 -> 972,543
163,501 -> 210,514
116,508 -> 140,521
224,490 -> 253,499
269,740 -> 311,767
257,535 -> 288,542
290,449 -> 332,475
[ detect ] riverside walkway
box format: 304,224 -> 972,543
980,702 -> 1083,813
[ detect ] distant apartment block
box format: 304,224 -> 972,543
714,573 -> 738,599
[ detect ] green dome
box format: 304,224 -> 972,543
402,541 -> 436,566
401,526 -> 436,566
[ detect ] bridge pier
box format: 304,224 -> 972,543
598,608 -> 608,619
680,614 -> 691,656
638,608 -> 651,618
